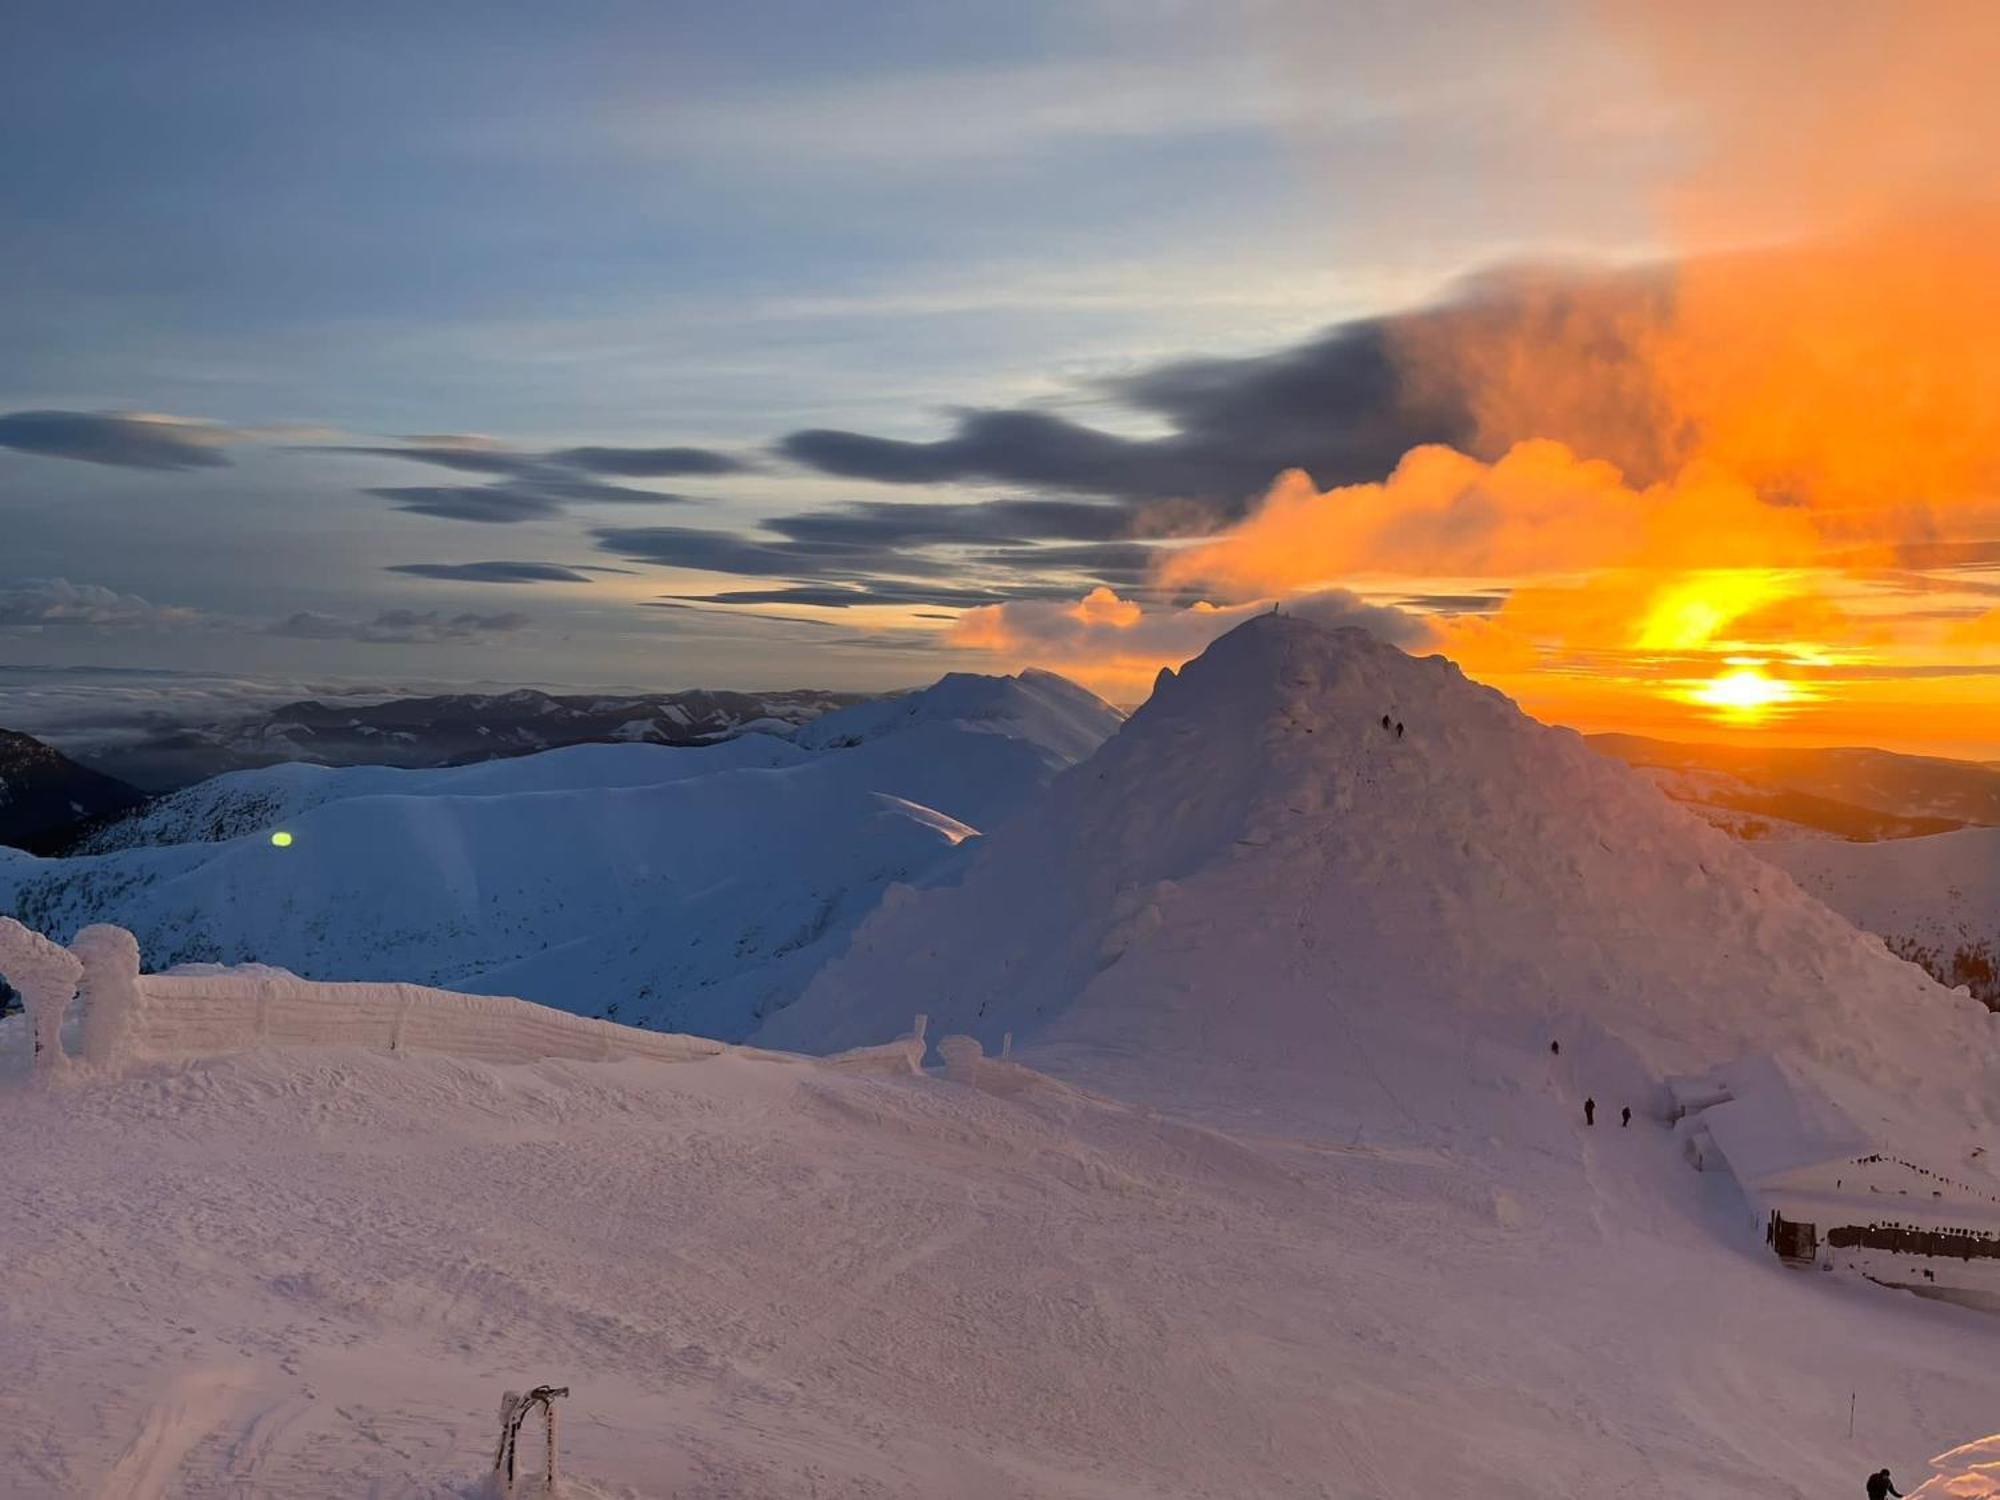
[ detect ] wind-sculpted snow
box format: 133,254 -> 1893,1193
0,916 -> 82,1071
767,616 -> 1998,1140
0,670 -> 1120,1038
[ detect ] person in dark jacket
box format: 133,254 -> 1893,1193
1866,1468 -> 1902,1499
1381,714 -> 1392,730
1550,1040 -> 1561,1057
1583,1097 -> 1596,1126
1395,721 -> 1405,739
1621,1106 -> 1631,1128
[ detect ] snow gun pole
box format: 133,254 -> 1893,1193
1848,1391 -> 1855,1440
493,1384 -> 570,1496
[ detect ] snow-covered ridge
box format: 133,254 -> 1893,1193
0,669 -> 1123,1039
76,735 -> 805,854
796,668 -> 1123,765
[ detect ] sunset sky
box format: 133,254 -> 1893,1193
5,1 -> 1998,756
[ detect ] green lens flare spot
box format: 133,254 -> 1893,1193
270,830 -> 294,848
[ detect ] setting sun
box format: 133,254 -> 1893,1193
1687,665 -> 1797,722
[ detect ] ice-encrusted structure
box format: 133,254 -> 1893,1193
0,915 -> 82,1072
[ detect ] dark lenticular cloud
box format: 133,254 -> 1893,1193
593,524 -> 959,580
326,437 -> 743,523
549,446 -> 749,477
963,542 -> 1160,584
267,608 -> 531,644
659,581 -> 1043,609
0,410 -> 236,470
775,319 -> 1464,523
371,477 -> 699,523
386,561 -> 595,584
763,497 -> 1131,546
774,268 -> 1681,529
369,485 -> 567,523
635,268 -> 1683,615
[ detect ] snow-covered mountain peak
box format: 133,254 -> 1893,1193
766,616 -> 1998,1136
795,667 -> 1121,765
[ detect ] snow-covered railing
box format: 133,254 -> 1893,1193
0,916 -> 920,1077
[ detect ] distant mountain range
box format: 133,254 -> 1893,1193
0,730 -> 145,855
1589,732 -> 2000,840
70,686 -> 873,791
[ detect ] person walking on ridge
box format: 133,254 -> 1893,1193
1621,1106 -> 1631,1128
1866,1468 -> 1903,1499
1584,1097 -> 1596,1126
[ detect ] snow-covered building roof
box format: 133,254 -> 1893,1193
1692,1054 -> 1878,1188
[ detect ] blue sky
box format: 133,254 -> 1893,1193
1,0 -> 1678,711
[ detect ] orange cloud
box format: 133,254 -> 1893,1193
1159,440 -> 1827,598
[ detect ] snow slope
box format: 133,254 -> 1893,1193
77,736 -> 806,853
797,668 -> 1123,767
4,1009 -> 1999,1497
3,625 -> 1998,1495
1761,827 -> 2000,1007
764,616 -> 1997,1135
0,672 -> 1121,1037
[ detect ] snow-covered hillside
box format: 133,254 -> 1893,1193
796,668 -> 1122,766
4,954 -> 1997,1496
1762,828 -> 2000,1008
0,671 -> 1121,1037
765,616 -> 1995,1134
76,736 -> 803,854
3,621 -> 1997,1496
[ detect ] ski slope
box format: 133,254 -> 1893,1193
3,1005 -> 1997,1497
0,671 -> 1121,1038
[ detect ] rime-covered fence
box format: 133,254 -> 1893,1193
0,916 -> 921,1077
